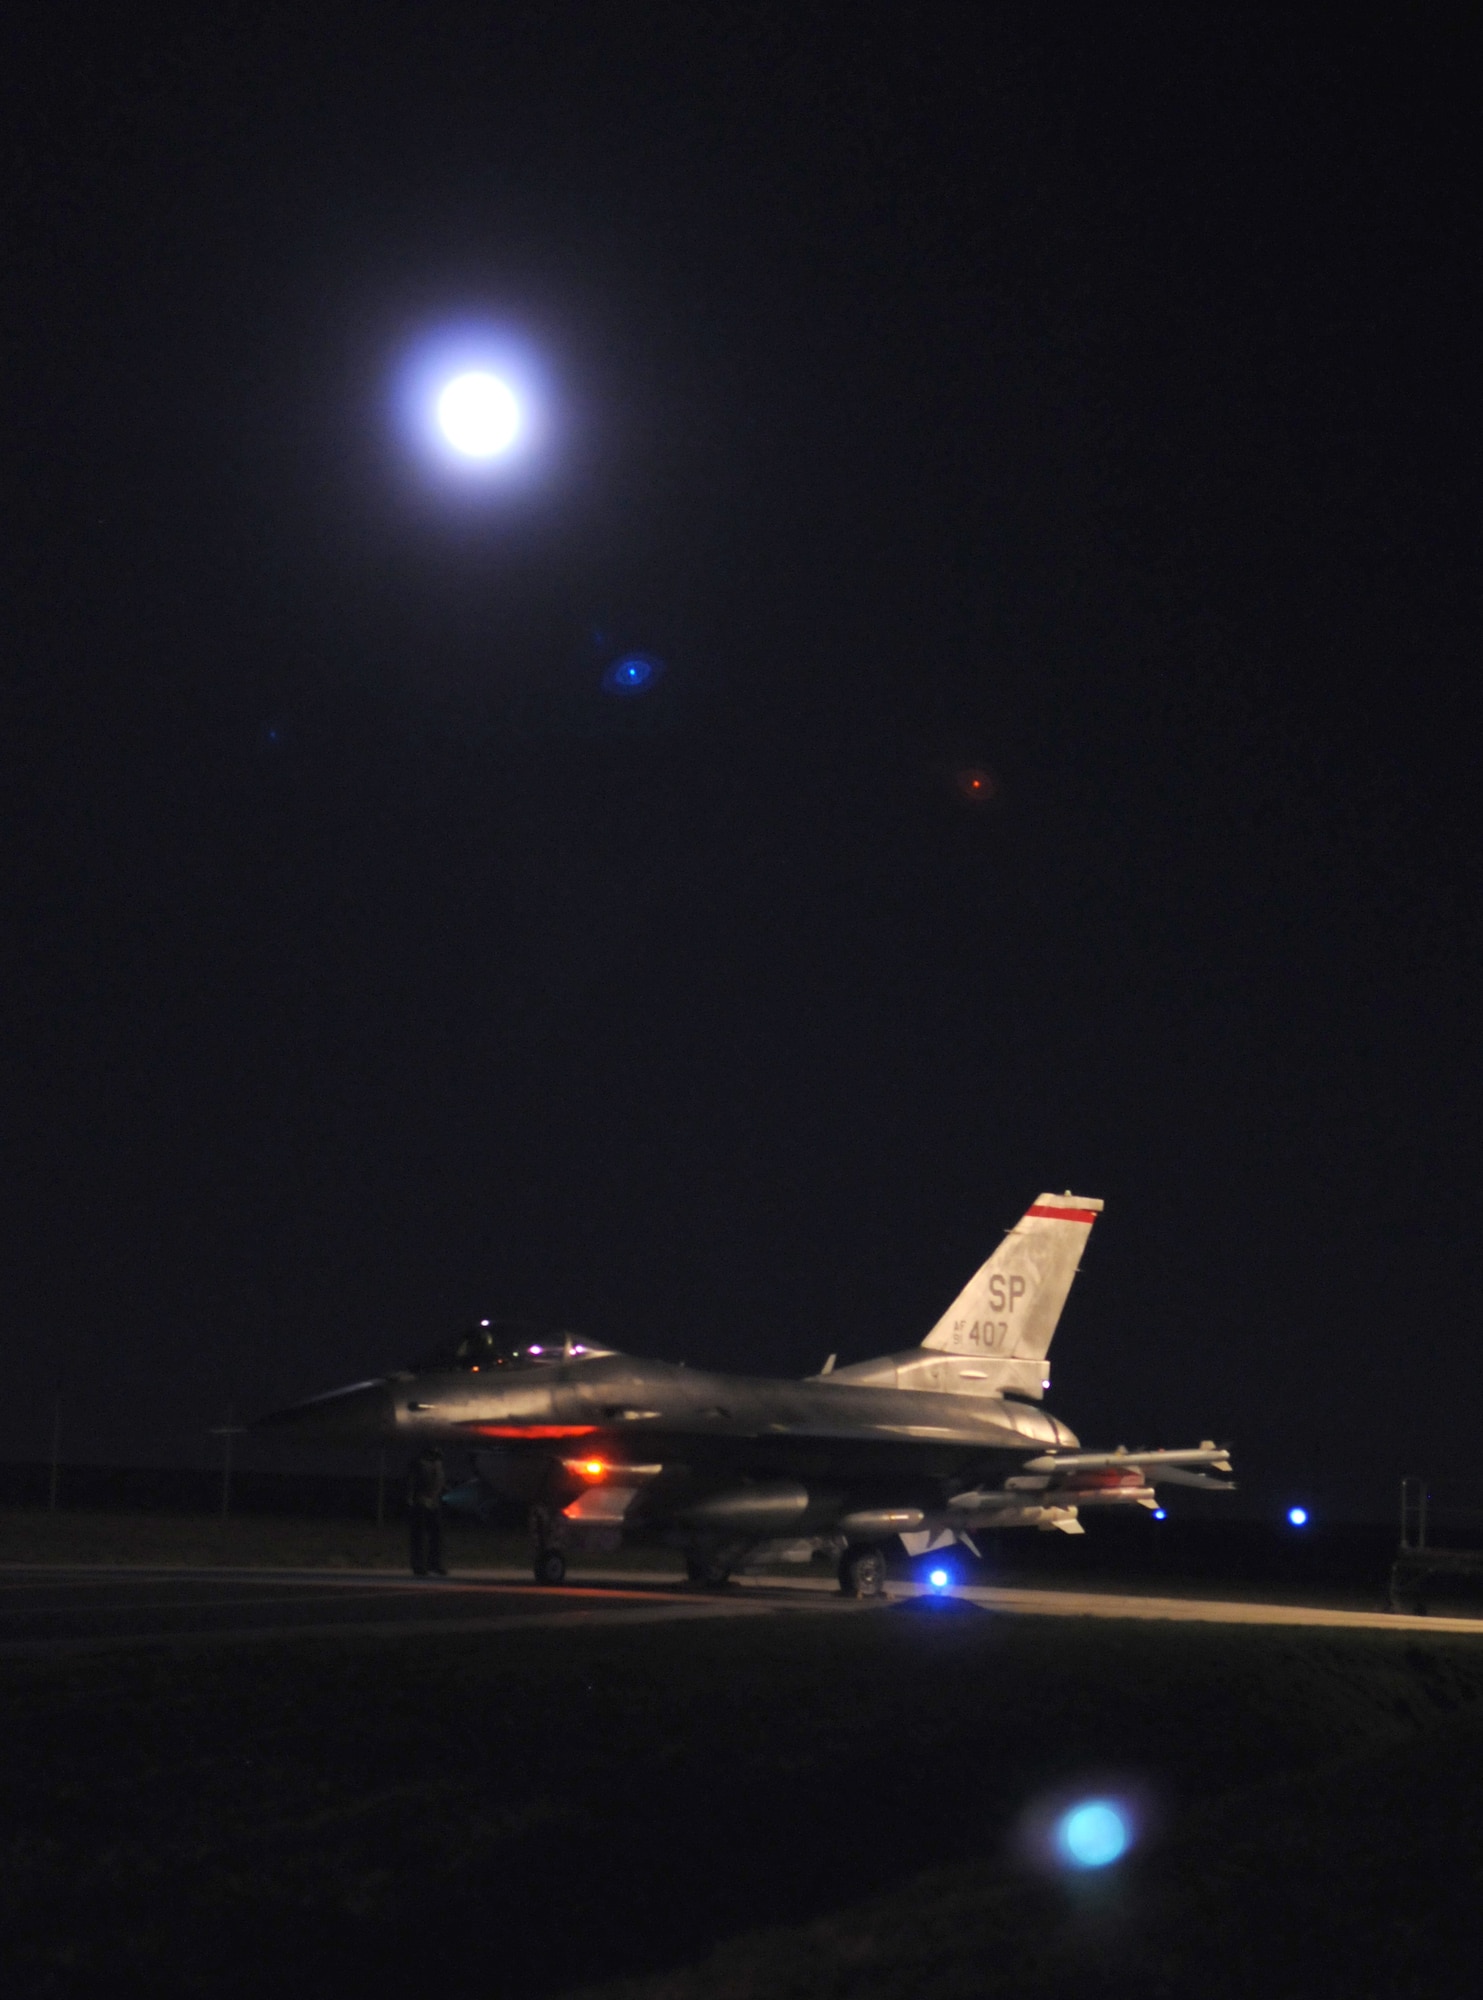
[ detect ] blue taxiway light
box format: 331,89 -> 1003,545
928,1567 -> 950,1590
1287,1506 -> 1310,1527
1151,1507 -> 1167,1521
1055,1800 -> 1130,1870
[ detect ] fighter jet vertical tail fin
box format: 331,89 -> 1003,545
921,1194 -> 1103,1362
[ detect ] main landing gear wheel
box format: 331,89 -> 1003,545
534,1548 -> 567,1586
839,1545 -> 888,1599
684,1552 -> 733,1589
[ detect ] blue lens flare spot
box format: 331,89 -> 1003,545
1055,1800 -> 1130,1870
602,654 -> 662,696
1287,1506 -> 1309,1527
928,1568 -> 950,1589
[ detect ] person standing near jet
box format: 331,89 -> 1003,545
407,1444 -> 448,1576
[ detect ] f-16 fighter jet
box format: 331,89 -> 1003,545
257,1194 -> 1233,1595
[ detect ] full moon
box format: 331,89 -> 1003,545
436,371 -> 521,458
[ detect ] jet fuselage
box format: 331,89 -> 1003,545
256,1192 -> 1233,1589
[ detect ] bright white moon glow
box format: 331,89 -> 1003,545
437,371 -> 521,458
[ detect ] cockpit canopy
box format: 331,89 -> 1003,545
410,1318 -> 615,1374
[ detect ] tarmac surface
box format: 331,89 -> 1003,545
0,1567 -> 780,1658
4,1564 -> 1483,1655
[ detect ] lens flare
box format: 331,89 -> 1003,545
602,653 -> 662,696
437,371 -> 521,457
1287,1505 -> 1309,1527
954,766 -> 998,806
1055,1800 -> 1130,1869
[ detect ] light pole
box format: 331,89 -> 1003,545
47,1379 -> 62,1512
208,1407 -> 248,1519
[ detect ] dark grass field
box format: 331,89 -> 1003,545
4,1589 -> 1483,1999
575,1700 -> 1483,2000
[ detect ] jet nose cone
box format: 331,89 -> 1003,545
254,1379 -> 393,1447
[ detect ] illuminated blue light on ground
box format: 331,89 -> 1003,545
928,1568 -> 950,1589
602,654 -> 662,695
1055,1800 -> 1130,1869
437,371 -> 521,457
1152,1507 -> 1167,1521
1288,1506 -> 1309,1527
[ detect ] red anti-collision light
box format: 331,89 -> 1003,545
460,1424 -> 601,1440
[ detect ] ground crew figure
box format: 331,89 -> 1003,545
407,1444 -> 447,1577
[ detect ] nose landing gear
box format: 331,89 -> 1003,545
529,1505 -> 567,1585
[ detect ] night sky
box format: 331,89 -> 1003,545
4,7 -> 1478,1515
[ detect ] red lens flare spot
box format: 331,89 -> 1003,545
955,767 -> 998,804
